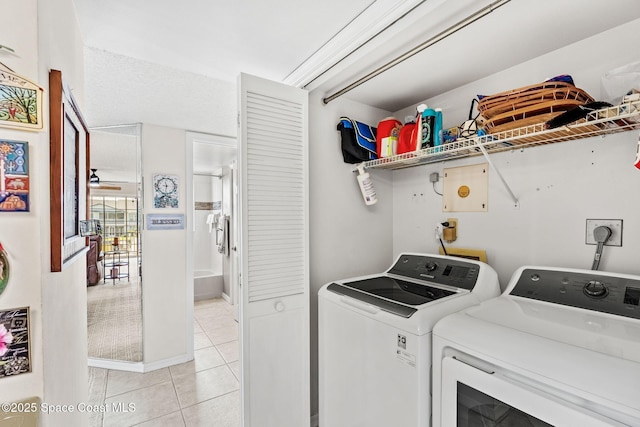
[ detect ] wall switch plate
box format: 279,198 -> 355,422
585,219 -> 623,246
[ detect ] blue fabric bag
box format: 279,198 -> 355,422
337,117 -> 377,163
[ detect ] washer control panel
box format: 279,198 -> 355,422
387,254 -> 480,291
510,268 -> 640,319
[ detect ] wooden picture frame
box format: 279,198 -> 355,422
49,69 -> 90,272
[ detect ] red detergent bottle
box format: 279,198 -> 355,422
376,117 -> 402,158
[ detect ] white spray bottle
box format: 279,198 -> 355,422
356,163 -> 377,205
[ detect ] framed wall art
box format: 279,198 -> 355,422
0,243 -> 8,296
0,139 -> 29,211
0,306 -> 31,378
153,173 -> 179,208
0,64 -> 44,131
146,213 -> 185,230
49,69 -> 90,272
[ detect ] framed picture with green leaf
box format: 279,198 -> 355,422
0,64 -> 44,131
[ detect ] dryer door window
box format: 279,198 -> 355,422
440,357 -> 627,427
457,382 -> 551,426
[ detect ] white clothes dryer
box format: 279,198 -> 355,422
318,253 -> 500,427
432,265 -> 640,427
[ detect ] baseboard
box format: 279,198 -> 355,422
194,291 -> 222,301
88,358 -> 145,373
141,354 -> 192,372
222,292 -> 231,303
88,353 -> 192,373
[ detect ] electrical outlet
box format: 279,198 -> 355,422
443,218 -> 458,243
585,219 -> 623,246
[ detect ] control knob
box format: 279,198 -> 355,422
583,280 -> 608,298
425,261 -> 438,272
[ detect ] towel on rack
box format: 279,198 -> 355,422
206,213 -> 217,232
215,215 -> 231,256
223,215 -> 230,256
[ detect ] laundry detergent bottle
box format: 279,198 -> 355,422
376,117 -> 402,158
421,108 -> 437,149
397,115 -> 417,155
356,163 -> 377,205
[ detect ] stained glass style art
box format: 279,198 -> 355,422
0,66 -> 43,131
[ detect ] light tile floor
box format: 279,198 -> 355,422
88,298 -> 240,427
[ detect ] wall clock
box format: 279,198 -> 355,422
153,174 -> 179,208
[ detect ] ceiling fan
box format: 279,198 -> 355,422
88,169 -> 122,191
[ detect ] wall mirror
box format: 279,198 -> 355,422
86,124 -> 143,364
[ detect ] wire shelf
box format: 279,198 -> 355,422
361,100 -> 640,170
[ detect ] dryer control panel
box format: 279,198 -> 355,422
510,268 -> 640,319
387,254 -> 480,290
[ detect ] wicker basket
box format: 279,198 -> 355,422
479,81 -> 595,134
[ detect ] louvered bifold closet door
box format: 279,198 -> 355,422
246,91 -> 305,301
238,73 -> 310,427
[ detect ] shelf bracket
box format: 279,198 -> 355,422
477,143 -> 519,207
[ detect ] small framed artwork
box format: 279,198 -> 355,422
146,213 -> 185,230
153,174 -> 179,208
0,65 -> 44,131
49,69 -> 89,272
0,306 -> 31,378
0,139 -> 29,211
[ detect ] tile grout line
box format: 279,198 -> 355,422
93,298 -> 238,427
167,366 -> 189,426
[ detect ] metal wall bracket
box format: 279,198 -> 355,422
476,143 -> 519,207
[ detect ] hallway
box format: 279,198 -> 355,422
88,299 -> 240,426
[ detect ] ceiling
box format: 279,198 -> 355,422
73,0 -> 378,85
74,0 -> 640,111
75,0 -> 640,175
311,0 -> 640,111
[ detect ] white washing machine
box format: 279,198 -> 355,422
318,253 -> 500,427
432,265 -> 640,426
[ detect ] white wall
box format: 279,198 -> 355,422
38,0 -> 89,424
392,134 -> 640,287
391,17 -> 640,288
0,0 -> 88,426
141,124 -> 191,367
307,91 -> 394,416
0,0 -> 44,409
